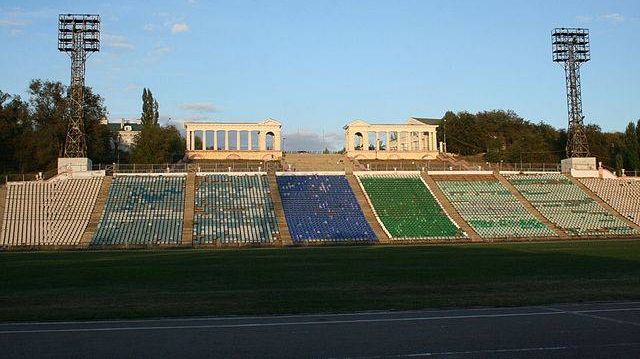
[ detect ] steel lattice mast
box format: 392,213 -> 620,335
552,28 -> 591,158
58,14 -> 100,158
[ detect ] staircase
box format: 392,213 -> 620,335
346,174 -> 389,243
267,172 -> 292,245
566,174 -> 640,232
80,176 -> 112,246
494,173 -> 569,239
420,173 -> 482,241
0,184 -> 6,236
283,153 -> 348,172
182,173 -> 196,247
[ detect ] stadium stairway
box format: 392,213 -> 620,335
283,153 -> 348,171
182,173 -> 195,247
80,176 -> 113,246
566,175 -> 640,233
346,174 -> 390,243
494,173 -> 569,239
0,184 -> 6,236
420,173 -> 481,241
267,172 -> 292,245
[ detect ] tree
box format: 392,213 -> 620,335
623,122 -> 640,171
140,88 -> 158,127
130,125 -> 184,163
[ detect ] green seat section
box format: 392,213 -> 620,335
506,173 -> 637,236
194,174 -> 278,245
437,180 -> 556,238
91,175 -> 185,245
358,174 -> 463,239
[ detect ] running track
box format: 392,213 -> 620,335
2,301 -> 640,358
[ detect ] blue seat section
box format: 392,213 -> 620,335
91,175 -> 185,245
277,174 -> 376,242
194,174 -> 278,244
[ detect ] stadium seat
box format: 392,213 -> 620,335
1,177 -> 103,246
437,179 -> 555,238
357,173 -> 463,239
505,173 -> 637,236
91,175 -> 185,245
277,174 -> 376,242
194,174 -> 279,244
580,178 -> 640,226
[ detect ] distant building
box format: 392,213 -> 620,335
101,118 -> 143,152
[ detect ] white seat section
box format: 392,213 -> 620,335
0,177 -> 103,246
579,178 -> 640,226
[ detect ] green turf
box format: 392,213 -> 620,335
2,240 -> 640,322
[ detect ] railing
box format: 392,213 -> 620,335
2,168 -> 59,183
92,162 -> 283,174
362,162 -> 561,172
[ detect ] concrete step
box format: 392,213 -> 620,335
283,153 -> 348,171
0,184 -> 6,236
182,173 -> 196,247
566,174 -> 640,232
80,176 -> 112,246
494,173 -> 569,239
420,173 -> 481,241
267,172 -> 292,245
346,174 -> 389,243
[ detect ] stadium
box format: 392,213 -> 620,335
2,4 -> 640,358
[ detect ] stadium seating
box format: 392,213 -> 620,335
358,174 -> 463,239
194,174 -> 279,244
1,177 -> 102,246
505,173 -> 636,236
579,178 -> 640,226
277,174 -> 376,242
436,179 -> 555,238
91,175 -> 185,245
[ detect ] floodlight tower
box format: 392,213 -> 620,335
552,28 -> 590,158
58,14 -> 100,158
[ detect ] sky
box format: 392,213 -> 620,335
1,0 -> 639,151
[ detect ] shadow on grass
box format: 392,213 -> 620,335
1,241 -> 640,321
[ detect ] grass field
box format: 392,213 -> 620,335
2,240 -> 640,322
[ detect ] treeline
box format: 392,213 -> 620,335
438,110 -> 640,172
0,80 -> 184,175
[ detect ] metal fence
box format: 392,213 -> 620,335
361,161 -> 561,172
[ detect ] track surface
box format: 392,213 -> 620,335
2,302 -> 640,358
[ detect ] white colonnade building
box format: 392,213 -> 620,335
343,117 -> 441,160
184,119 -> 283,161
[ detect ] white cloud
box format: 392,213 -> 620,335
283,130 -> 343,151
103,34 -> 134,50
575,15 -> 592,23
171,22 -> 189,33
600,13 -> 624,23
180,102 -> 218,113
143,23 -> 156,32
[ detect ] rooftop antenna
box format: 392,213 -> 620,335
58,14 -> 100,158
552,27 -> 590,158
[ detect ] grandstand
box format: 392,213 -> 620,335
436,178 -> 556,238
91,174 -> 185,246
194,173 -> 279,245
277,173 -> 376,242
505,173 -> 637,237
357,173 -> 464,239
579,178 -> 640,226
1,175 -> 103,246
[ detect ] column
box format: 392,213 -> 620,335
274,131 -> 281,151
213,131 -> 218,151
363,131 -> 369,151
190,131 -> 195,151
202,131 -> 207,151
375,132 -> 380,150
259,132 -> 266,151
224,131 -> 229,150
386,132 -> 391,151
236,131 -> 241,151
432,130 -> 437,152
186,130 -> 191,151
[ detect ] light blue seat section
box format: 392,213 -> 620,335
91,175 -> 185,245
194,174 -> 278,244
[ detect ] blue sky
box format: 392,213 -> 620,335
1,0 -> 639,150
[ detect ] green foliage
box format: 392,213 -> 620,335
623,122 -> 640,171
130,125 -> 185,164
0,80 -> 112,174
140,88 -> 158,127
